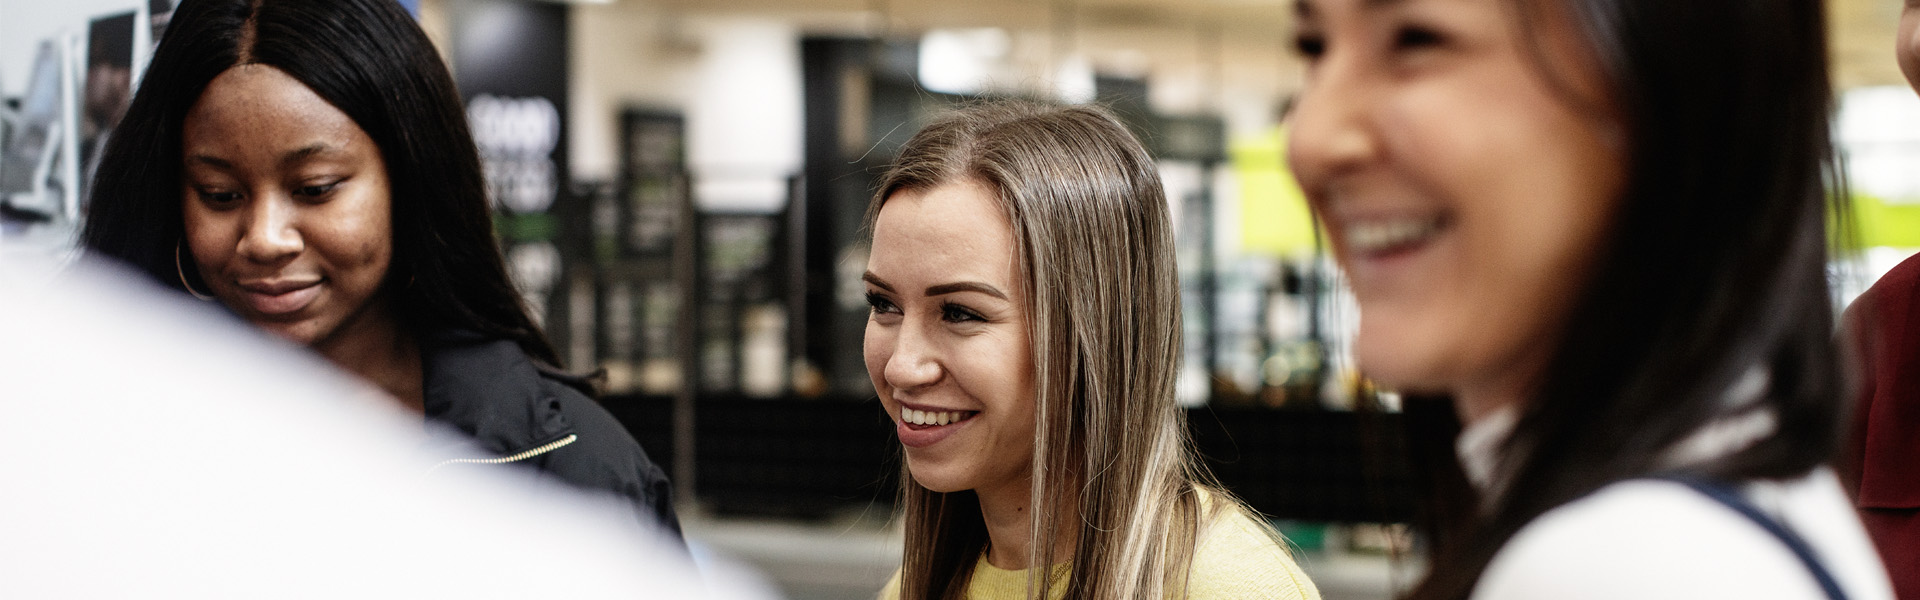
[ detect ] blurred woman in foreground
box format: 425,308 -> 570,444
1287,0 -> 1893,597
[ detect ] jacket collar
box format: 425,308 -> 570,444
419,330 -> 576,458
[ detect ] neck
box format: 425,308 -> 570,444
975,475 -> 1075,571
1453,349 -> 1551,427
1454,385 -> 1521,427
313,300 -> 424,414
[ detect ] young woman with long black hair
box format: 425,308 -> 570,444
81,0 -> 680,538
1287,0 -> 1893,597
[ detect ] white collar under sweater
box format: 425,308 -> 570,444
1452,366 -> 1777,501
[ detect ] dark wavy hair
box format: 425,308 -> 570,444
82,0 -> 561,367
1405,0 -> 1846,597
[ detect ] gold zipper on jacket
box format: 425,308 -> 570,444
429,434 -> 578,473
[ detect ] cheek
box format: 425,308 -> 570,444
180,203 -> 232,267
318,194 -> 395,271
1372,75 -> 1623,386
983,332 -> 1036,423
862,323 -> 892,391
321,224 -> 390,274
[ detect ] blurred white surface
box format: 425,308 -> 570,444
0,256 -> 772,599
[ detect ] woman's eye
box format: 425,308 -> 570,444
1293,32 -> 1327,59
941,303 -> 984,323
197,189 -> 242,207
866,292 -> 900,315
1393,26 -> 1445,51
295,181 -> 341,199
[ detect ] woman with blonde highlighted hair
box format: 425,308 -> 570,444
863,101 -> 1319,600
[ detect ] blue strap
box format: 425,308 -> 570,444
1656,475 -> 1849,600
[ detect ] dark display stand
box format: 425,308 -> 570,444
692,209 -> 791,394
611,396 -> 1415,522
601,110 -> 687,386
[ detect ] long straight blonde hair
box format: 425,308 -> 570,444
872,101 -> 1246,600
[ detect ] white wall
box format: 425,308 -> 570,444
683,18 -> 802,212
1838,86 -> 1920,203
0,0 -> 143,97
570,10 -> 805,212
567,1 -> 699,183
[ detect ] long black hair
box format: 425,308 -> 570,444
1406,0 -> 1846,598
82,0 -> 562,367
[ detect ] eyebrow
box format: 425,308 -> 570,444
862,272 -> 1009,301
926,282 -> 1008,300
183,143 -> 339,170
280,143 -> 336,166
185,154 -> 233,169
1295,0 -> 1408,18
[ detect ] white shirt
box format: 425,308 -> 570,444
1460,401 -> 1894,600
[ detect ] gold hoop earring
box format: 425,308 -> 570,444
175,243 -> 216,301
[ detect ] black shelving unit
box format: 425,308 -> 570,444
607,395 -> 1415,523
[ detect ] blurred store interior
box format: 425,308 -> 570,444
2,0 -> 1918,598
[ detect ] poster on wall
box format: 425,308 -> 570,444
81,12 -> 137,208
150,0 -> 180,44
447,0 -> 571,331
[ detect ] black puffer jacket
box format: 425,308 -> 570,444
420,331 -> 682,542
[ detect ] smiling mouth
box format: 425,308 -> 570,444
900,407 -> 979,430
1342,214 -> 1449,256
237,280 -> 323,316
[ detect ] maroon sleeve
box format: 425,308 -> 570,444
1841,252 -> 1920,599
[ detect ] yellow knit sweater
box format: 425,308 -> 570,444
874,507 -> 1321,600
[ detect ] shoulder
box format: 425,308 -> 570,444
1185,505 -> 1321,600
1847,250 -> 1920,337
533,374 -> 683,536
421,336 -> 543,408
1475,474 -> 1891,600
1867,251 -> 1920,302
423,333 -> 681,537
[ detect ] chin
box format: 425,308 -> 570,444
250,319 -> 321,347
1352,329 -> 1450,395
905,458 -> 972,494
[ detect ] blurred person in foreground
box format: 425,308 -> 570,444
79,0 -> 679,538
0,257 -> 767,598
863,101 -> 1320,600
1287,0 -> 1892,598
1837,1 -> 1920,595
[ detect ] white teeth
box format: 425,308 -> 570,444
1344,217 -> 1442,253
901,408 -> 973,426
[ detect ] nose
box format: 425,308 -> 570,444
882,319 -> 944,394
235,193 -> 303,265
1286,53 -> 1380,191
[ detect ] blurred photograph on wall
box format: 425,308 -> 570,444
150,0 -> 180,45
81,12 -> 136,208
